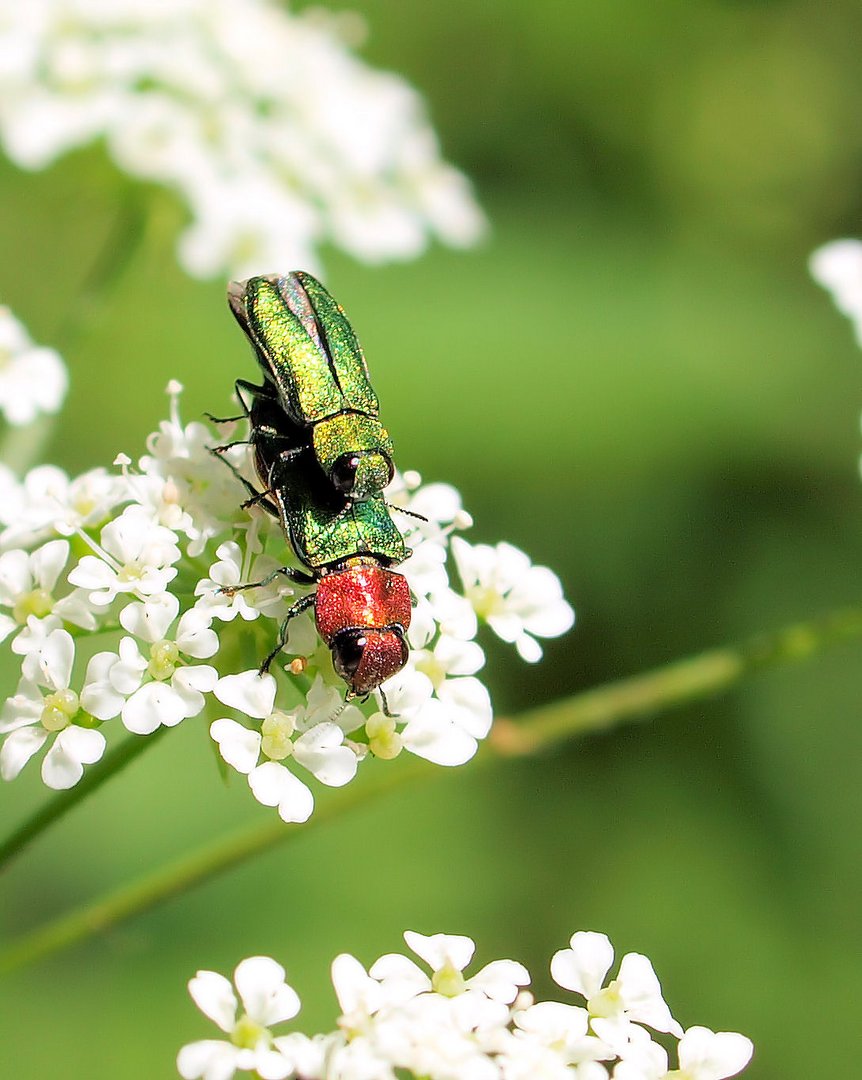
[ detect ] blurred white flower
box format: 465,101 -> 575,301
0,1 -> 485,279
177,956 -> 304,1080
0,305 -> 67,426
810,239 -> 862,347
550,931 -> 683,1053
178,931 -> 753,1080
0,464 -> 127,552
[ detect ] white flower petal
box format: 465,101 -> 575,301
436,676 -> 492,740
177,1039 -> 240,1080
551,932 -> 614,998
617,952 -> 682,1036
31,539 -> 70,591
292,723 -> 357,787
234,956 -> 300,1027
188,970 -> 238,1033
120,593 -> 179,642
401,698 -> 479,766
468,959 -> 531,1003
30,627 -> 74,689
0,725 -> 47,780
248,761 -> 314,823
210,718 -> 261,774
41,726 -> 105,789
214,670 -> 277,719
404,931 -> 475,973
122,681 -> 185,734
678,1027 -> 754,1080
176,609 -> 219,658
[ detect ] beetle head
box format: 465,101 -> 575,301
330,450 -> 394,501
330,625 -> 408,695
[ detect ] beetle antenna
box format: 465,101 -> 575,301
329,698 -> 349,724
386,503 -> 428,524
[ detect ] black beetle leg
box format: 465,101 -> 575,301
259,593 -> 316,674
219,566 -> 315,598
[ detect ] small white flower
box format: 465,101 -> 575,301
177,956 -> 302,1080
211,671 -> 361,823
114,592 -> 218,735
0,627 -> 105,788
68,504 -> 181,606
80,638 -> 149,722
366,930 -> 529,1036
453,537 -> 575,662
384,667 -> 492,767
0,305 -> 67,425
810,239 -> 862,346
551,932 -> 682,1051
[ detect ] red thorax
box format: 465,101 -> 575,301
315,559 -> 412,643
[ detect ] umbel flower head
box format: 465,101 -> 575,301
177,928 -> 754,1080
0,381 -> 574,817
0,0 -> 485,278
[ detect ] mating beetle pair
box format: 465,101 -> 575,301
212,272 -> 413,705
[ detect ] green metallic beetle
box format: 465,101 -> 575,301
227,271 -> 395,502
218,392 -> 412,699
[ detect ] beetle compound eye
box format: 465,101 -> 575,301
331,453 -> 361,494
332,629 -> 368,682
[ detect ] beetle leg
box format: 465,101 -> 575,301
207,447 -> 280,519
205,411 -> 247,425
259,593 -> 316,674
210,439 -> 251,453
240,488 -> 276,510
219,566 -> 315,598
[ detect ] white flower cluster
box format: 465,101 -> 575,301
0,306 -> 67,426
177,929 -> 754,1080
810,239 -> 862,347
0,383 -> 573,809
0,0 -> 485,278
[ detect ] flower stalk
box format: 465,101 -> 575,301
3,600 -> 861,976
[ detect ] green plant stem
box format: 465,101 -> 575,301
2,603 -> 862,974
0,727 -> 168,872
488,604 -> 862,755
0,759 -> 430,975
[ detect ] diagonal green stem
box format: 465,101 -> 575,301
488,603 -> 862,755
0,759 -> 431,975
2,602 -> 862,974
0,727 -> 168,872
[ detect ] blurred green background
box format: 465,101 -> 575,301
2,1 -> 862,1076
